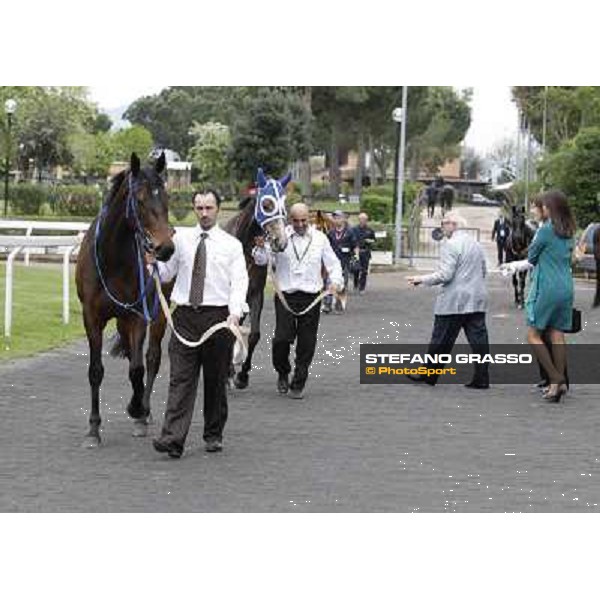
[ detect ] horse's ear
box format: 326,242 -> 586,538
130,153 -> 141,177
257,168 -> 267,189
280,172 -> 292,189
155,151 -> 166,175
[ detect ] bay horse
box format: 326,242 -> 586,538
75,153 -> 175,447
505,205 -> 535,309
225,169 -> 290,389
440,185 -> 455,217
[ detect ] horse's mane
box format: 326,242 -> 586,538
227,197 -> 262,254
105,167 -> 165,207
101,170 -> 128,208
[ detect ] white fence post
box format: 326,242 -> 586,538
63,246 -> 77,325
24,226 -> 33,267
5,246 -> 23,338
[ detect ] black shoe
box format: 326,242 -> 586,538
406,374 -> 436,386
534,380 -> 550,390
153,439 -> 182,459
277,375 -> 289,395
289,387 -> 304,400
464,382 -> 490,390
205,440 -> 223,453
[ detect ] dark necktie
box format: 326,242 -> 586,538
189,232 -> 208,308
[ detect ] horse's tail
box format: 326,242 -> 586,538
109,332 -> 131,359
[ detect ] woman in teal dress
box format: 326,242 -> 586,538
526,191 -> 576,402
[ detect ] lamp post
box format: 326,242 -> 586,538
393,86 -> 408,264
4,98 -> 17,217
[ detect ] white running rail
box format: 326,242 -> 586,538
0,220 -> 89,266
1,234 -> 84,338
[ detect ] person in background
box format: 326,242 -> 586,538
406,211 -> 490,389
492,212 -> 511,265
323,210 -> 358,314
351,212 -> 376,295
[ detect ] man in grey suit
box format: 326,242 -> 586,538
406,211 -> 490,389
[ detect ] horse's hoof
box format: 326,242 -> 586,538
126,401 -> 145,420
132,420 -> 148,438
82,435 -> 101,449
234,374 -> 249,390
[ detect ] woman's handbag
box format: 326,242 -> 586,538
567,308 -> 582,334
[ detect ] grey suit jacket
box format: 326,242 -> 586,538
420,231 -> 488,315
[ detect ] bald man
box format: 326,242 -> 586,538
253,203 -> 343,399
351,212 -> 376,294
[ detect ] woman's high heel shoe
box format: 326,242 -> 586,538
543,382 -> 567,403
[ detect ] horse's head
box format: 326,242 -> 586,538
254,168 -> 290,252
509,205 -> 533,253
128,152 -> 175,262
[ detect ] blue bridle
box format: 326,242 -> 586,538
254,168 -> 291,230
93,173 -> 161,324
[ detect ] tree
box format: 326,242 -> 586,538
124,87 -> 253,156
486,137 -> 518,183
67,131 -> 114,181
512,86 -> 600,151
93,113 -> 113,133
229,89 -> 312,183
188,121 -> 232,187
111,125 -> 154,162
16,87 -> 97,180
407,87 -> 472,177
462,146 -> 485,180
540,127 -> 600,225
0,87 -> 107,180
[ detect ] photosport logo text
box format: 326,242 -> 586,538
357,344 -> 565,385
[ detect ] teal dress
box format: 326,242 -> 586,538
525,221 -> 574,331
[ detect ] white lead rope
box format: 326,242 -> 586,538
152,273 -> 249,365
267,257 -> 329,317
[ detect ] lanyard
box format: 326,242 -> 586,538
291,233 -> 313,265
334,228 -> 345,243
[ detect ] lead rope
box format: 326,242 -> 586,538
151,272 -> 249,365
267,254 -> 328,317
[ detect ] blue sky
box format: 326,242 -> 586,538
88,85 -> 518,156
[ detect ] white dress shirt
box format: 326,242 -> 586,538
155,224 -> 249,318
253,225 -> 343,293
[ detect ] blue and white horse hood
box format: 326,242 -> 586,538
254,168 -> 292,229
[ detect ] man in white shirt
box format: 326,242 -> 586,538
254,203 -> 343,399
147,190 -> 249,457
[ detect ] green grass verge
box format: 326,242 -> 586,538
0,261 -> 275,362
0,263 -> 87,361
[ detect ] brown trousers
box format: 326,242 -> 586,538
159,305 -> 232,451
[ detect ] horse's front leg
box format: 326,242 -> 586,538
512,273 -> 520,306
125,318 -> 148,437
141,310 -> 168,430
82,310 -> 105,448
521,272 -> 527,309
